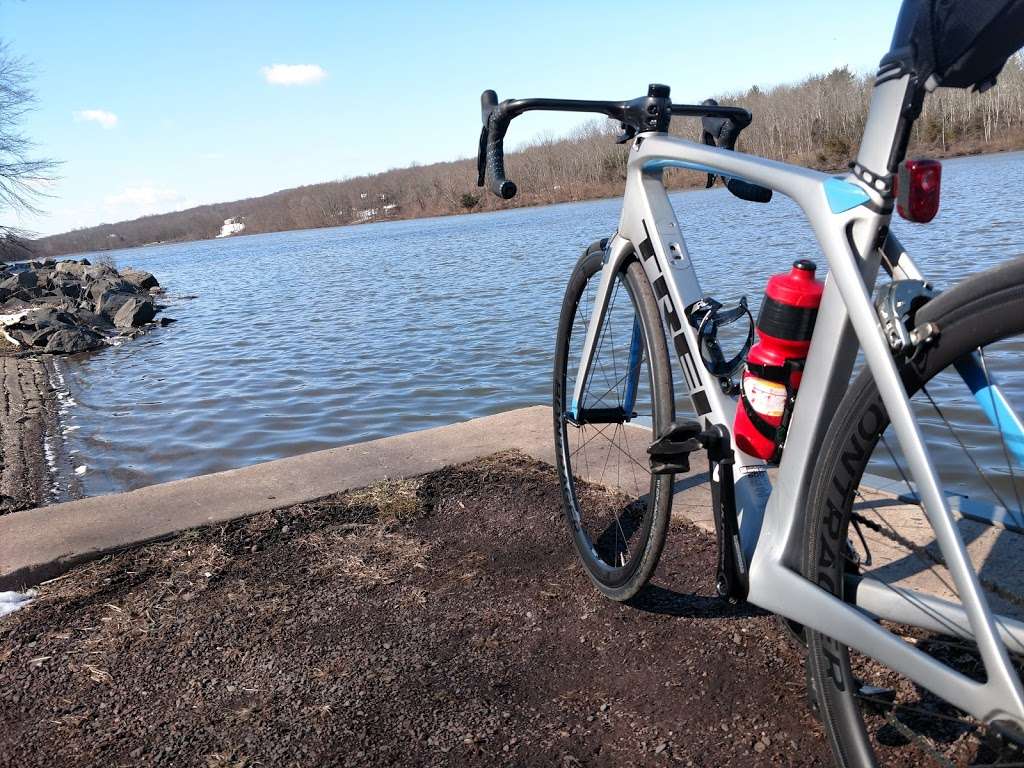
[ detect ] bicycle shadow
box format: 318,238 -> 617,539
626,583 -> 767,619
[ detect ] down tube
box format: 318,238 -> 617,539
619,165 -> 772,559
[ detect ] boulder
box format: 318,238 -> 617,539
95,290 -> 136,319
88,276 -> 132,303
55,261 -> 88,279
113,297 -> 156,329
14,287 -> 45,302
44,327 -> 105,354
32,307 -> 79,328
83,264 -> 118,283
27,327 -> 56,348
0,298 -> 32,314
48,277 -> 82,300
121,268 -> 159,291
0,271 -> 37,291
33,296 -> 78,312
76,309 -> 114,330
3,323 -> 37,346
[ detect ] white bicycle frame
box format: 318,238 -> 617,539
571,71 -> 1024,729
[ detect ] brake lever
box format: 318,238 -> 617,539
476,124 -> 489,187
701,129 -> 718,188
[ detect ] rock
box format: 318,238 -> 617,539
0,260 -> 167,355
51,281 -> 82,300
83,264 -> 118,283
4,323 -> 37,346
113,297 -> 155,329
44,327 -> 105,354
0,271 -> 37,291
76,310 -> 113,330
0,298 -> 32,314
87,276 -> 131,303
26,327 -> 56,348
159,317 -> 177,327
55,261 -> 88,279
32,308 -> 79,328
32,296 -> 78,313
95,290 -> 136,319
120,268 -> 159,291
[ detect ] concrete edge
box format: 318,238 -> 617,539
0,406 -> 557,591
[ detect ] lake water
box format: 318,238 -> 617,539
52,151 -> 1024,500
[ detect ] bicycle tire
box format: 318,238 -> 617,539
553,241 -> 675,601
803,255 -> 1024,767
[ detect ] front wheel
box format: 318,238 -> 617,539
553,240 -> 675,601
804,256 -> 1024,766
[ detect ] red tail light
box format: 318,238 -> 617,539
895,159 -> 941,223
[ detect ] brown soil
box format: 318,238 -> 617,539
0,452 -> 829,767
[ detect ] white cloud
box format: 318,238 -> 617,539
104,185 -> 181,208
101,184 -> 195,221
261,63 -> 327,86
73,109 -> 118,129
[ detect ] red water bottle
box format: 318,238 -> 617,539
733,259 -> 823,461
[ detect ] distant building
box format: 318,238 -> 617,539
216,217 -> 246,238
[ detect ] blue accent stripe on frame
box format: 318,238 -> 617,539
622,317 -> 643,418
955,354 -> 1024,469
823,177 -> 870,213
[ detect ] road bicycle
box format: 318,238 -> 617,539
476,2 -> 1024,766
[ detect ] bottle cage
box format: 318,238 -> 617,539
739,358 -> 805,464
686,296 -> 754,380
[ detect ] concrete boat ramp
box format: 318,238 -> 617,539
0,405 -> 1015,618
1,406 -> 717,591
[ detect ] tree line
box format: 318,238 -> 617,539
29,55 -> 1024,258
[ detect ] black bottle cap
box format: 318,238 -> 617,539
793,259 -> 817,272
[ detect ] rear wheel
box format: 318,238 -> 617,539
803,257 -> 1024,766
553,241 -> 675,601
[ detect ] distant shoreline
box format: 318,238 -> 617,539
25,143 -> 1024,261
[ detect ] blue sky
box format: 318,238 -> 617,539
4,0 -> 902,236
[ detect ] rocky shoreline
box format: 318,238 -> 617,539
0,258 -> 170,513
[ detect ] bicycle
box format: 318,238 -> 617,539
476,2 -> 1024,766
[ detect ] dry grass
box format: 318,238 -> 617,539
344,477 -> 422,522
26,476 -> 434,647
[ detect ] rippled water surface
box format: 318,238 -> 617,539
56,151 -> 1024,498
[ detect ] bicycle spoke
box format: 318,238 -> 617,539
978,346 -> 1023,517
559,259 -> 661,580
920,383 -> 1011,511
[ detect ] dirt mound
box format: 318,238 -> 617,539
0,452 -> 828,766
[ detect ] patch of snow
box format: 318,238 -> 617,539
0,590 -> 36,618
216,217 -> 245,238
74,465 -> 87,476
0,310 -> 29,347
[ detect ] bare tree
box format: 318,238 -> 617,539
0,39 -> 59,239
